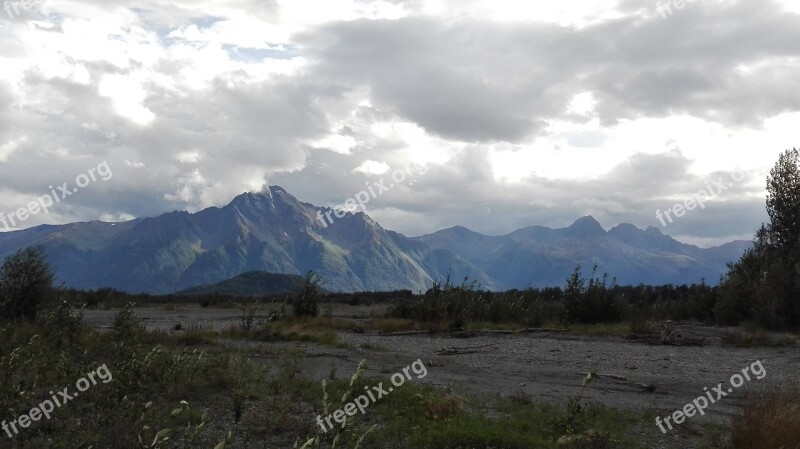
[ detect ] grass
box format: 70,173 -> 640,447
720,329 -> 798,347
464,321 -> 521,331
373,382 -> 646,449
0,303 -> 664,449
266,315 -> 427,335
729,384 -> 800,449
358,342 -> 389,352
566,322 -> 631,337
7,298 -> 800,449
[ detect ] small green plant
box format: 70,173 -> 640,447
231,386 -> 246,423
295,359 -> 377,449
566,368 -> 597,430
558,368 -> 613,448
134,399 -> 235,449
136,400 -> 174,449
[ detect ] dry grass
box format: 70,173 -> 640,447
280,316 -> 356,333
465,321 -> 520,331
720,330 -> 797,348
566,323 -> 631,337
369,318 -> 420,333
421,391 -> 465,421
729,384 -> 800,449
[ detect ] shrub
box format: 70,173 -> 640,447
43,298 -> 84,348
562,264 -> 622,325
111,302 -> 145,341
292,271 -> 321,317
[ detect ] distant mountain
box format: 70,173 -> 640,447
0,186 -> 489,293
176,271 -> 307,297
416,216 -> 751,288
0,186 -> 750,293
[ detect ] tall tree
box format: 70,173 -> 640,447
0,246 -> 55,320
766,148 -> 800,257
718,148 -> 800,328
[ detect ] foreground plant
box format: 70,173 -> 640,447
558,368 -> 612,448
295,359 -> 377,449
134,398 -> 235,449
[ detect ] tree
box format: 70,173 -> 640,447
292,271 -> 321,317
766,148 -> 800,257
718,148 -> 800,328
0,246 -> 55,320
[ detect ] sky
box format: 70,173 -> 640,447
0,0 -> 798,247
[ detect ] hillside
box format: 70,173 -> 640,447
176,271 -> 307,297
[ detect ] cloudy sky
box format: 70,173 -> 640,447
1,0 -> 798,246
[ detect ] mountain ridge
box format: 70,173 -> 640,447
415,215 -> 750,288
0,186 -> 750,293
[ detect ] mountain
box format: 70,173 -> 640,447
0,186 -> 489,293
416,215 -> 751,288
0,187 -> 750,293
176,271 -> 307,297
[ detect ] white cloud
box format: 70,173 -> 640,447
0,136 -> 27,162
98,73 -> 156,125
353,160 -> 390,175
176,151 -> 201,164
99,212 -> 136,222
309,133 -> 358,154
566,92 -> 597,116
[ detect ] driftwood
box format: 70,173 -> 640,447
625,331 -> 706,346
379,330 -> 431,337
436,343 -> 497,356
598,373 -> 627,381
515,327 -> 569,334
380,327 -> 568,337
463,327 -> 569,336
576,372 -> 657,392
574,372 -> 627,381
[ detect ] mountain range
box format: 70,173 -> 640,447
0,186 -> 751,293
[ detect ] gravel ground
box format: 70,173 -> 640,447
84,305 -> 800,449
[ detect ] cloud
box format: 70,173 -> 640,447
0,0 -> 793,246
353,160 -> 390,175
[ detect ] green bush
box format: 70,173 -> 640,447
0,245 -> 55,321
292,271 -> 322,317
